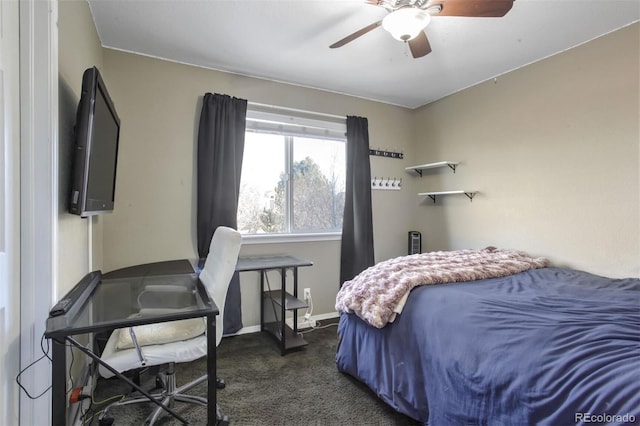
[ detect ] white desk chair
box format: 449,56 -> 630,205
98,226 -> 241,425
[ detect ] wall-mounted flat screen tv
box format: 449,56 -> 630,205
69,66 -> 121,217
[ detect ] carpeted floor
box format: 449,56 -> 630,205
86,320 -> 420,425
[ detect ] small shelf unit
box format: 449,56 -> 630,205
236,256 -> 313,355
406,161 -> 459,176
419,190 -> 478,203
262,288 -> 308,351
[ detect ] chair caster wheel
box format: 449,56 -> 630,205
216,403 -> 229,425
98,417 -> 114,426
216,378 -> 225,389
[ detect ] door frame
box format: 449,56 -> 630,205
19,0 -> 58,423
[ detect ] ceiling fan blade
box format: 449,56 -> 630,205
330,20 -> 382,49
408,31 -> 432,58
430,0 -> 514,17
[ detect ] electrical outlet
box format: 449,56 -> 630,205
303,288 -> 311,300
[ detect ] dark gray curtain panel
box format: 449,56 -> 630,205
340,116 -> 374,286
197,93 -> 247,334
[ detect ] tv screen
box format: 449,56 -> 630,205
69,66 -> 121,217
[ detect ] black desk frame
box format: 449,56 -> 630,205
45,261 -> 219,425
236,256 -> 313,355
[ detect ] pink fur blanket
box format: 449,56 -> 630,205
335,247 -> 550,328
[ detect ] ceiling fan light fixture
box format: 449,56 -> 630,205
382,8 -> 431,42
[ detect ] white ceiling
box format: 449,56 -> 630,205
87,0 -> 640,109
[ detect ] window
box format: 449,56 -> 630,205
238,107 -> 346,238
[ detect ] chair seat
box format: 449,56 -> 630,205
99,331 -> 208,379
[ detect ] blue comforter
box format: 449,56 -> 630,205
336,267 -> 640,425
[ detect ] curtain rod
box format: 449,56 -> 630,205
247,101 -> 346,121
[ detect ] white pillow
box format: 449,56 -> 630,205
115,318 -> 206,350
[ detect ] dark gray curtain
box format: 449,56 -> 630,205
197,93 -> 247,334
340,116 -> 375,286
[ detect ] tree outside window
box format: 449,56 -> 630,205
238,132 -> 345,235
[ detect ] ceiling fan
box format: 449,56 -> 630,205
330,0 -> 515,58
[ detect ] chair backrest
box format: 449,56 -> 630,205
198,226 -> 242,346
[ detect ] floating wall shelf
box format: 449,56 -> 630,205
419,190 -> 478,203
406,161 -> 459,176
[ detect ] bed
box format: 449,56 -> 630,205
335,248 -> 640,425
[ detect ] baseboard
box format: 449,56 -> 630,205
230,311 -> 340,336
230,324 -> 261,336
285,317 -> 316,329
286,311 -> 340,330
311,311 -> 341,322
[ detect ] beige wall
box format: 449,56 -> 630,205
410,23 -> 639,278
100,49 -> 415,325
56,1 -> 107,418
58,0 -> 105,294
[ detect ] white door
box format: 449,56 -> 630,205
1,0 -> 22,424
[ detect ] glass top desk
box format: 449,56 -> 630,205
44,261 -> 220,425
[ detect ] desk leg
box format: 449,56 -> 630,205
280,267 -> 286,356
293,267 -> 298,334
207,313 -> 217,425
260,271 -> 265,332
51,338 -> 67,426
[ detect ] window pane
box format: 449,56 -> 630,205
291,137 -> 345,233
237,133 -> 285,234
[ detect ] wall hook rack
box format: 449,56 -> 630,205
371,177 -> 402,191
369,148 -> 404,159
